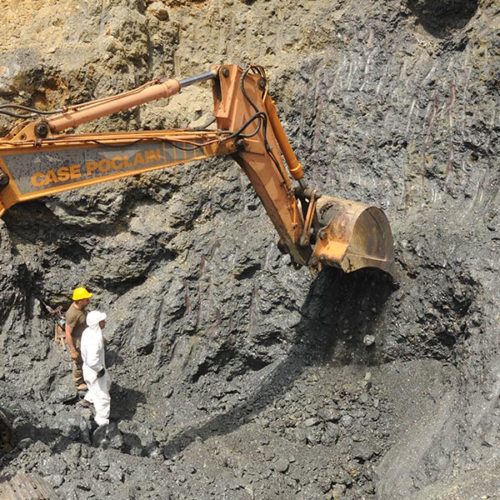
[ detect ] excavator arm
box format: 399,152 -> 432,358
0,64 -> 394,275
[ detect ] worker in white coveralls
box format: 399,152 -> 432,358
80,310 -> 111,428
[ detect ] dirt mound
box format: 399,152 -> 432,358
0,0 -> 498,498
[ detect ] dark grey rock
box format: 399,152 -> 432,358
303,417 -> 319,427
46,474 -> 65,488
363,335 -> 376,347
318,408 -> 341,422
274,458 -> 289,473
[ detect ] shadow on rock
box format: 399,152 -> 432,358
111,383 -> 146,422
406,0 -> 479,38
0,412 -> 90,468
163,267 -> 394,458
106,349 -> 124,368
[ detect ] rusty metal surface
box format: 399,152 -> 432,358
313,195 -> 394,277
0,473 -> 57,500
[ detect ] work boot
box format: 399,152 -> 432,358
92,423 -> 110,449
76,383 -> 88,392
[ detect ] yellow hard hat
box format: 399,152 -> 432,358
72,287 -> 93,301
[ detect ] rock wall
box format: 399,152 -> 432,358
0,0 -> 498,498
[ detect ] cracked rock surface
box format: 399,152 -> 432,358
0,0 -> 498,498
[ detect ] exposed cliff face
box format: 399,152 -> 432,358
0,0 -> 498,498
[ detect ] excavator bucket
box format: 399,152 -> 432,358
313,196 -> 395,278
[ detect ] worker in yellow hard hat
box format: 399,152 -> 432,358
65,287 -> 93,392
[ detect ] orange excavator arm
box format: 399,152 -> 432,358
0,64 -> 394,276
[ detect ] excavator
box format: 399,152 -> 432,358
0,64 -> 394,452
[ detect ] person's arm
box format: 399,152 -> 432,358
65,323 -> 79,360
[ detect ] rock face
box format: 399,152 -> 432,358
0,0 -> 498,498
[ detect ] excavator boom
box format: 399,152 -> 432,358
0,130 -> 238,213
0,64 -> 394,276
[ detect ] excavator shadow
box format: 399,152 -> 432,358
163,267 -> 395,458
0,413 -> 87,469
306,267 -> 396,366
111,383 -> 146,422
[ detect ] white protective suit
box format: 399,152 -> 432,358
81,310 -> 111,426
